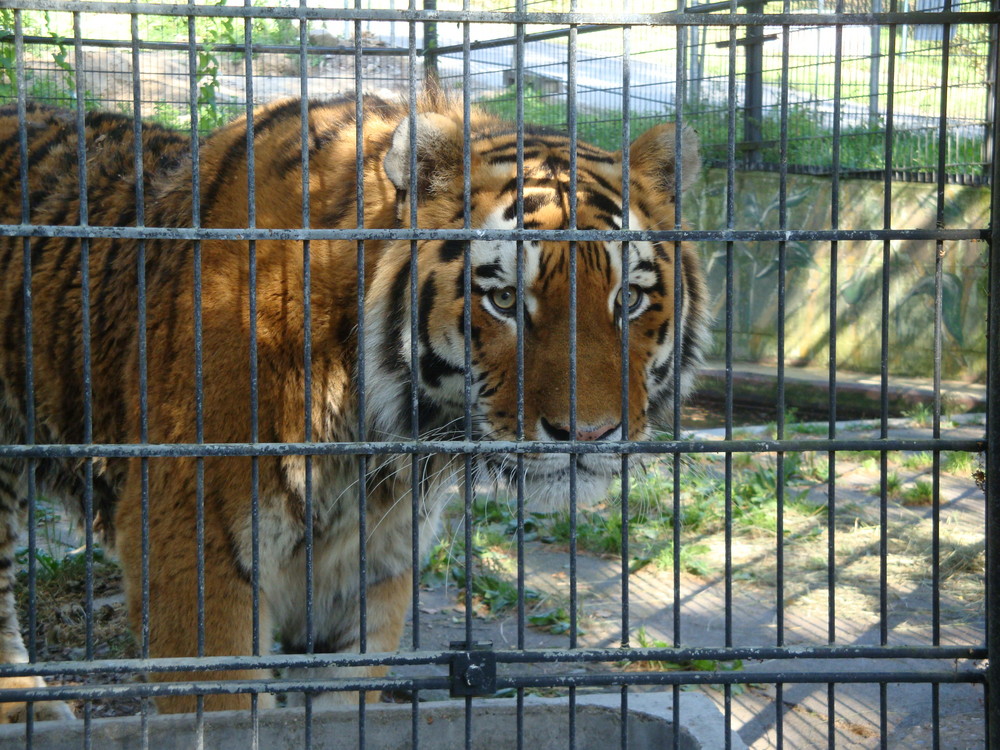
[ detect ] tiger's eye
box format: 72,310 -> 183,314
616,284 -> 644,313
489,287 -> 517,312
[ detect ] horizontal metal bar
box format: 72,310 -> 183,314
1,34 -> 409,57
707,161 -> 991,188
0,1 -> 992,28
495,670 -> 985,689
0,668 -> 983,705
0,676 -> 453,703
499,644 -> 989,664
0,645 -> 983,680
0,437 -> 983,460
432,23 -> 615,56
0,225 -> 986,244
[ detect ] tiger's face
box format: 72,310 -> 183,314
368,112 -> 707,509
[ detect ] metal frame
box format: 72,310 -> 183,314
0,0 -> 995,747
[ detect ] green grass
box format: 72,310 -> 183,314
903,402 -> 935,427
869,470 -> 903,499
622,626 -> 743,673
900,479 -> 935,507
942,451 -> 975,476
901,451 -> 934,471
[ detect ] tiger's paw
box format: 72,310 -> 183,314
0,676 -> 76,723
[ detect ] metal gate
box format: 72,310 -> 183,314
0,0 -> 995,748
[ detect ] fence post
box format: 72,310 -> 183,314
743,0 -> 765,166
986,5 -> 997,174
423,0 -> 439,85
987,10 -> 1000,744
988,108 -> 1000,750
869,0 -> 882,128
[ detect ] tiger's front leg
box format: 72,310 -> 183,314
278,532 -> 413,708
116,459 -> 276,715
0,459 -> 75,724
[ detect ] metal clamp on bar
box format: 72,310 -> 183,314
449,641 -> 496,698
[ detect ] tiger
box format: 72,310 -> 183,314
0,93 -> 707,720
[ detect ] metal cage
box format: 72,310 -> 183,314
0,0 -> 995,748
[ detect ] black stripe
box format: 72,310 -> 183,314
200,99 -> 304,216
582,189 -> 622,221
438,239 -> 465,264
503,192 -> 550,222
26,127 -> 69,172
382,263 -> 411,376
418,273 -> 462,389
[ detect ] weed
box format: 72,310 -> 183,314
903,402 -> 934,427
942,451 -> 974,475
901,479 -> 935,507
841,450 -> 882,463
901,451 -> 934,471
422,517 -> 541,619
528,607 -> 584,636
781,408 -> 827,437
869,471 -> 903,499
650,542 -> 713,576
622,626 -> 743,673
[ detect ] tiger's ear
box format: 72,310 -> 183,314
383,113 -> 463,199
627,123 -> 701,196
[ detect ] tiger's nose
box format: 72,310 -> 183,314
541,418 -> 620,442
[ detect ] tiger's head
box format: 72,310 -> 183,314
366,106 -> 707,509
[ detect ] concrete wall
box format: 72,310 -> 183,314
686,169 -> 989,382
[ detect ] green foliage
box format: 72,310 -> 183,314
422,508 -> 542,619
623,626 -> 743,674
528,607 -> 584,636
16,546 -> 114,586
478,83 -> 984,178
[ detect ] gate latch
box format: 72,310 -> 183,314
449,640 -> 496,697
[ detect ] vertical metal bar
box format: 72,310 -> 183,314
985,7 -> 1000,738
775,4 -> 791,746
406,10 -> 422,682
186,0 -> 208,744
743,0 -> 765,166
127,9 -> 152,745
986,1 -> 998,174
724,2 -> 738,744
931,4 -> 952,747
447,5 -> 473,749
672,8 -> 688,750
514,5 -> 527,748
878,6 -> 898,748
354,6 -> 367,746
300,5 -> 315,748
13,11 -> 38,743
240,0 -> 261,727
566,7 -> 580,747
827,2 -> 845,743
71,7 -> 96,742
869,0 -> 882,127
618,13 -> 632,750
422,0 -> 438,84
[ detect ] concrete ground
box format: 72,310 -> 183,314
18,364 -> 988,748
392,359 -> 987,749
